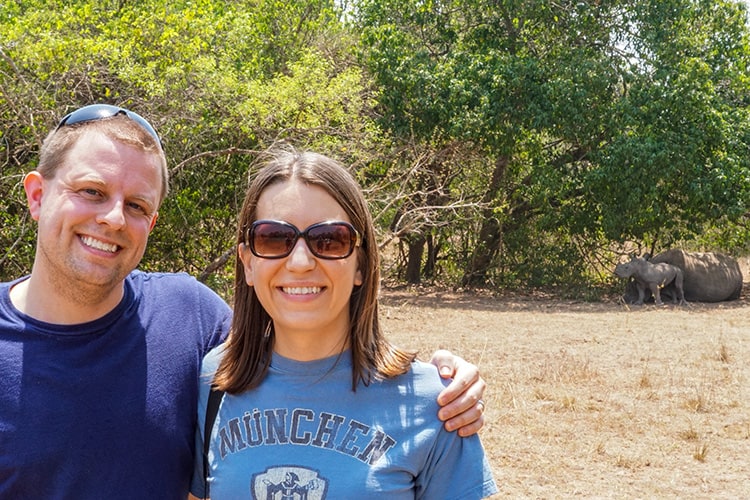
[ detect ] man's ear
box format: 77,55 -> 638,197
149,212 -> 159,232
238,243 -> 254,286
23,171 -> 44,221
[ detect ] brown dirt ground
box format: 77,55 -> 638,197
380,285 -> 750,498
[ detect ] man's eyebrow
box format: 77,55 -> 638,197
65,174 -> 106,188
128,192 -> 159,210
71,176 -> 158,207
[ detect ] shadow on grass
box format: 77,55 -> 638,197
379,284 -> 750,314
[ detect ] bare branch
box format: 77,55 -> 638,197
198,247 -> 235,283
170,147 -> 260,176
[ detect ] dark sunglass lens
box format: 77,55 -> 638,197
57,104 -> 118,129
253,223 -> 297,257
308,224 -> 353,258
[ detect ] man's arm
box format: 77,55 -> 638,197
430,349 -> 487,437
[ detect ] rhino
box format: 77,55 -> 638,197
622,250 -> 743,304
615,255 -> 687,306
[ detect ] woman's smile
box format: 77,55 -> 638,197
281,286 -> 323,295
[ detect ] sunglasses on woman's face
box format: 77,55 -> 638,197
55,104 -> 163,150
247,220 -> 362,260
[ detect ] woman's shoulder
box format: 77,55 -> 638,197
201,343 -> 228,376
385,359 -> 449,397
408,359 -> 441,377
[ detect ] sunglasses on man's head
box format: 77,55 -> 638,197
56,104 -> 163,150
247,220 -> 362,260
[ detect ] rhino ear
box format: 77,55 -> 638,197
643,252 -> 651,260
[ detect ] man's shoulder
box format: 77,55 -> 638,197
128,270 -> 215,294
128,269 -> 198,285
0,276 -> 27,289
127,270 -> 230,311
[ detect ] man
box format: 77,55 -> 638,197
0,105 -> 487,498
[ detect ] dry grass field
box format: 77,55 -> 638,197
381,287 -> 750,498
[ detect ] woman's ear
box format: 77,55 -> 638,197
353,248 -> 365,287
238,243 -> 254,286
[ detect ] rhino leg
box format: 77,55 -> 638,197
649,283 -> 664,305
674,270 -> 688,306
635,283 -> 647,305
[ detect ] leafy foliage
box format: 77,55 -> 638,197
0,0 -> 370,293
355,0 -> 750,289
1,0 -> 750,296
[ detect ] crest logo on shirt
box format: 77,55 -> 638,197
251,466 -> 328,499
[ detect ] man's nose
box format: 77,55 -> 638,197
97,199 -> 126,228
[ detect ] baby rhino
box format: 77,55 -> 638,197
615,256 -> 687,306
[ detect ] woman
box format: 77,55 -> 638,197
192,150 -> 497,499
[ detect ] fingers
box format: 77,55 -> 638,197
441,395 -> 487,436
456,413 -> 485,437
437,376 -> 487,436
429,349 -> 458,378
430,349 -> 488,436
436,358 -> 481,407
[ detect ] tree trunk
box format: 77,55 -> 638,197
405,235 -> 425,284
424,233 -> 438,279
462,155 -> 509,287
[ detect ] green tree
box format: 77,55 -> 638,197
0,0 -> 372,293
3,0 -> 750,294
356,0 -> 750,290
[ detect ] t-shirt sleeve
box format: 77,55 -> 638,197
409,361 -> 498,499
195,280 -> 232,354
415,430 -> 498,499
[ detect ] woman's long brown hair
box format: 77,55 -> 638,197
213,148 -> 416,394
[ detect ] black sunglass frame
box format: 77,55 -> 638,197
55,104 -> 163,150
247,220 -> 362,260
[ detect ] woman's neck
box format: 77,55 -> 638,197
272,329 -> 349,361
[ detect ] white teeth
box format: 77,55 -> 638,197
282,287 -> 322,295
81,235 -> 118,253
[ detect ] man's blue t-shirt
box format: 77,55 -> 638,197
0,271 -> 232,499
